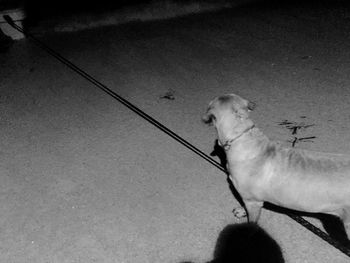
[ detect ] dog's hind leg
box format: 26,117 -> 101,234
345,207 -> 350,223
342,207 -> 350,229
245,201 -> 264,222
344,208 -> 350,242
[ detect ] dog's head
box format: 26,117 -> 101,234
203,94 -> 255,143
203,94 -> 255,125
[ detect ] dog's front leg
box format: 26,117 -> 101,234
245,201 -> 263,222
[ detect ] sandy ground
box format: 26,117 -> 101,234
2,1 -> 350,262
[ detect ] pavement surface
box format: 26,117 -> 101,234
1,1 -> 350,262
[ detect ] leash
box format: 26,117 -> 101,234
4,14 -> 350,258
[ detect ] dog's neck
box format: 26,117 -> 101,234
222,126 -> 271,162
214,114 -> 268,160
220,125 -> 255,151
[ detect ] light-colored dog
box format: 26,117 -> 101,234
203,93 -> 350,233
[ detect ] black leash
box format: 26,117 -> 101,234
4,14 -> 350,258
3,15 -> 224,173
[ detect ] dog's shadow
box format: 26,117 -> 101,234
210,139 -> 350,249
180,222 -> 284,263
265,203 -> 350,248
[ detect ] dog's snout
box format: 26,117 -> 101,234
202,112 -> 216,125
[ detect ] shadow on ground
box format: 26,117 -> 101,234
181,222 -> 284,263
265,203 -> 350,249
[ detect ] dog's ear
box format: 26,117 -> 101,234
233,98 -> 256,117
231,94 -> 255,114
202,111 -> 216,125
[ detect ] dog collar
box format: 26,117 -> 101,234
221,125 -> 255,151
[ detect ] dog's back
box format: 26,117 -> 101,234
254,140 -> 350,213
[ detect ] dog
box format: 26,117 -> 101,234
203,93 -> 350,235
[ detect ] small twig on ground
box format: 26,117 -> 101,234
160,91 -> 175,100
289,136 -> 316,147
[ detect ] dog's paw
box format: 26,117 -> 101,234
232,207 -> 247,219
